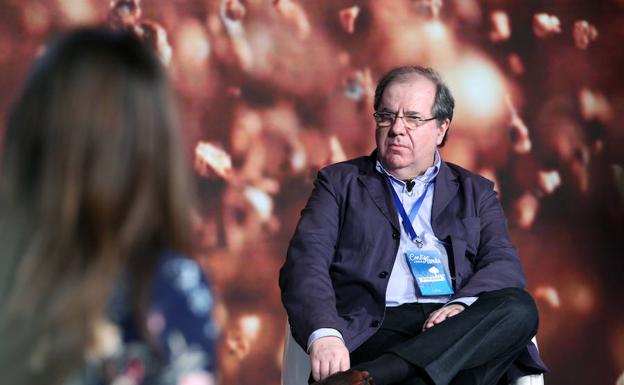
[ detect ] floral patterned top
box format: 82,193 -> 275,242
68,251 -> 218,385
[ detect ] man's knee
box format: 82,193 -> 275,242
486,288 -> 539,336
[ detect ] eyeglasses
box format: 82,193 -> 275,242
373,111 -> 437,130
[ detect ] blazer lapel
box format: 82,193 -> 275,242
358,153 -> 400,231
431,161 -> 462,289
431,161 -> 459,238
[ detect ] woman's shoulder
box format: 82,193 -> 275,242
156,251 -> 206,285
151,250 -> 214,319
148,251 -> 217,382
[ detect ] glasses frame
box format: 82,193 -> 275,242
373,111 -> 438,130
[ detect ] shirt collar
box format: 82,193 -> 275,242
376,151 -> 441,185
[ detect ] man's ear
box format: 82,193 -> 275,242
436,119 -> 450,146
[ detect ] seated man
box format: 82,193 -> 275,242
279,66 -> 547,385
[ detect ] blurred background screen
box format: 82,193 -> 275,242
0,1 -> 622,384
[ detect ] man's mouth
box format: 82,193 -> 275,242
387,143 -> 408,149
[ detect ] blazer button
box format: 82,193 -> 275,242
370,320 -> 380,328
378,271 -> 389,278
392,231 -> 400,239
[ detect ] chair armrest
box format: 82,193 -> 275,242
282,323 -> 311,385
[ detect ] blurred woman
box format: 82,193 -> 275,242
0,28 -> 217,385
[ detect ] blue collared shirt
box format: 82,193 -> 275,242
375,153 -> 453,306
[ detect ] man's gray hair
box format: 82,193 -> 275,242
373,66 -> 455,147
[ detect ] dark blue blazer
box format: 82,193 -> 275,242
279,151 -> 547,374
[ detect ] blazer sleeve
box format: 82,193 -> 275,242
279,168 -> 344,349
453,183 -> 527,298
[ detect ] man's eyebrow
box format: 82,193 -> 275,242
403,110 -> 424,117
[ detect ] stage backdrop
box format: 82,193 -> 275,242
0,1 -> 623,384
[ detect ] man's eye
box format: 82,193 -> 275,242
404,116 -> 422,122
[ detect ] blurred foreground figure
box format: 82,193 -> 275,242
0,28 -> 216,385
280,66 -> 548,385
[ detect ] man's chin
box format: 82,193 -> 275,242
381,150 -> 404,161
380,157 -> 411,171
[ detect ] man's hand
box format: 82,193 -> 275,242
423,303 -> 466,330
309,336 -> 350,381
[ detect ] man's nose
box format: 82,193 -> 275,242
389,115 -> 408,135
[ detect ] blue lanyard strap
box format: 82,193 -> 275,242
387,177 -> 432,243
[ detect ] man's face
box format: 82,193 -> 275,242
375,75 -> 449,176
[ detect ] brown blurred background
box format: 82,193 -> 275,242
0,1 -> 623,384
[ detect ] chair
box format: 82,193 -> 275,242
281,324 -> 544,385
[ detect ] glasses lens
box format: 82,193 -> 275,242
403,116 -> 421,128
375,113 -> 393,126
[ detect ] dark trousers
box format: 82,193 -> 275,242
350,288 -> 539,385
